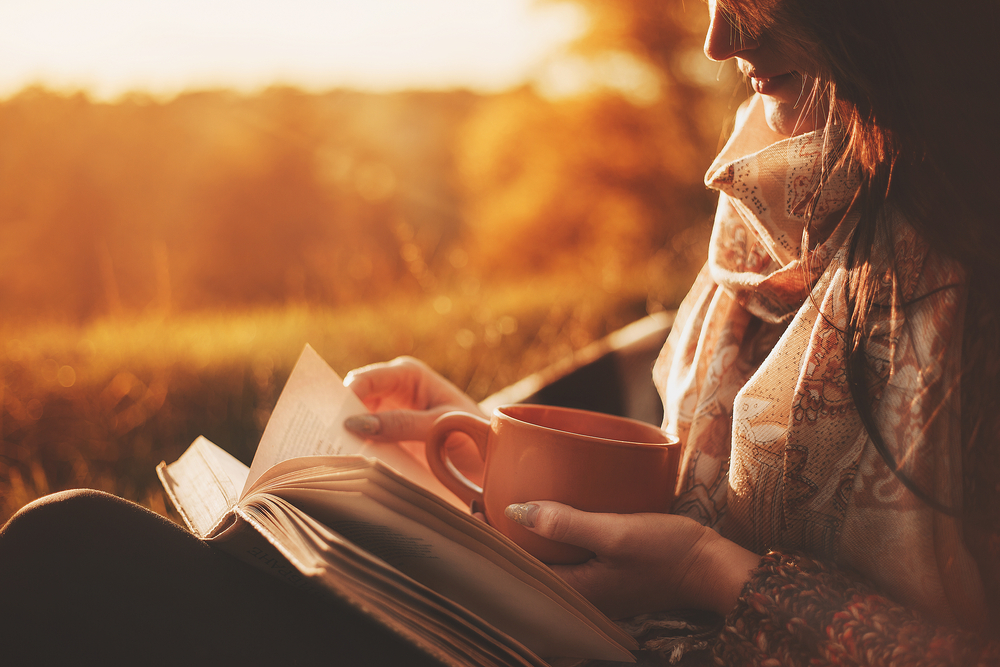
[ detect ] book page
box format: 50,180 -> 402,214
226,495 -> 546,667
295,471 -> 625,640
250,455 -> 634,648
241,345 -> 466,510
241,456 -> 635,660
273,486 -> 634,662
156,436 -> 249,537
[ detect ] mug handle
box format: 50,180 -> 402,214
426,410 -> 490,506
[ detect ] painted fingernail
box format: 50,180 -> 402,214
504,503 -> 539,528
344,414 -> 381,436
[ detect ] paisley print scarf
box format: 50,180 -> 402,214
654,95 -> 986,628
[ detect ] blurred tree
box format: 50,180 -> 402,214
0,88 -> 480,320
457,0 -> 741,308
0,0 -> 740,322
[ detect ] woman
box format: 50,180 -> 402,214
2,0 -> 996,664
343,0 -> 1000,662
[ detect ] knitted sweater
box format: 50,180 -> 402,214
713,551 -> 999,666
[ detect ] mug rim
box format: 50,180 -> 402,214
495,403 -> 678,448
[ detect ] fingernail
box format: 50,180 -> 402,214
504,503 -> 539,528
344,414 -> 381,436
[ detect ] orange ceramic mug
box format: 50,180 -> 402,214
425,404 -> 681,564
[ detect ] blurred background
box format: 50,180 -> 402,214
0,0 -> 743,522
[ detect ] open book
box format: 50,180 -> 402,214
158,345 -> 638,667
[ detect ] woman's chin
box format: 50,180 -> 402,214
760,95 -> 816,137
754,73 -> 822,137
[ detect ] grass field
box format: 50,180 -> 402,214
0,275 -> 660,524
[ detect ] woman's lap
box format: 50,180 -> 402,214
0,489 -> 442,666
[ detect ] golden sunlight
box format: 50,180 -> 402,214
0,0 -> 587,99
0,0 -> 727,524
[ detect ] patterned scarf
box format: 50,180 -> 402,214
654,95 -> 986,629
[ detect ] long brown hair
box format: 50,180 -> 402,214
715,0 -> 1000,516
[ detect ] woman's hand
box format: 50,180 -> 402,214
344,356 -> 483,441
343,357 -> 486,478
506,501 -> 759,620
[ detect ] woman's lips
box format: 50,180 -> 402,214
750,72 -> 796,95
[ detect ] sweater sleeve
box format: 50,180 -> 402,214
712,551 -> 1000,667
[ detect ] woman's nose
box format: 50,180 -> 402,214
704,0 -> 759,62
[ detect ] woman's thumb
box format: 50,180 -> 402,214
344,409 -> 440,443
504,501 -> 607,551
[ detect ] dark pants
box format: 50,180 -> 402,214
0,489 -> 443,666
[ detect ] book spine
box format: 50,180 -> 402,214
210,512 -> 319,593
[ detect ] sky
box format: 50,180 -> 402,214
0,0 -> 587,100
